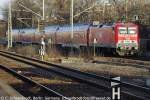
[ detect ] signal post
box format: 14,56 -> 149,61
94,38 -> 97,57
39,36 -> 45,61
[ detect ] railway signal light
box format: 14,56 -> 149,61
39,37 -> 45,61
122,16 -> 126,22
134,15 -> 139,21
93,21 -> 100,26
139,15 -> 144,20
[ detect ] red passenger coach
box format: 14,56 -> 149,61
89,25 -> 116,48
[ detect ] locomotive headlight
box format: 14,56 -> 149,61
117,43 -> 121,47
135,45 -> 138,50
134,43 -> 138,50
131,41 -> 138,50
120,46 -> 123,49
117,43 -> 124,50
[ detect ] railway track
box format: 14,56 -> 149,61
0,51 -> 150,100
93,57 -> 150,71
0,56 -> 105,98
0,64 -> 69,99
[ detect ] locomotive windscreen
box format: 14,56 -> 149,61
119,27 -> 137,34
128,27 -> 137,34
119,27 -> 127,34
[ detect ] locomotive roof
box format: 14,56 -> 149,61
12,22 -> 137,35
12,23 -> 92,34
45,25 -> 59,33
12,28 -> 37,35
57,23 -> 91,32
115,22 -> 138,27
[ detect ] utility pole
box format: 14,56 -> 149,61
40,0 -> 45,61
103,3 -> 106,22
125,0 -> 128,22
7,0 -> 12,48
41,0 -> 45,32
43,0 -> 45,20
37,0 -> 45,32
71,0 -> 74,40
70,0 -> 74,55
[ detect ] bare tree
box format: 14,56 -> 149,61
1,0 -> 150,28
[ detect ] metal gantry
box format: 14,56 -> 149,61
17,0 -> 46,60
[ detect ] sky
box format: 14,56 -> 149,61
0,0 -> 9,19
0,0 -> 8,7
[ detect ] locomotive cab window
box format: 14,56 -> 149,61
127,27 -> 136,34
119,27 -> 127,34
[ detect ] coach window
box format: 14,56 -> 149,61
99,24 -> 103,28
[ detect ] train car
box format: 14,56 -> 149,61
11,22 -> 139,56
88,23 -> 116,54
12,28 -> 37,44
114,22 -> 139,55
55,23 -> 90,47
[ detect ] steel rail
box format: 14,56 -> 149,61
0,51 -> 149,100
0,64 -> 69,100
0,52 -> 111,91
1,51 -> 150,92
93,60 -> 150,70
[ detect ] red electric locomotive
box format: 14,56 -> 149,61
114,22 -> 139,55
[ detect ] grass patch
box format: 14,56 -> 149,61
15,46 -> 38,57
